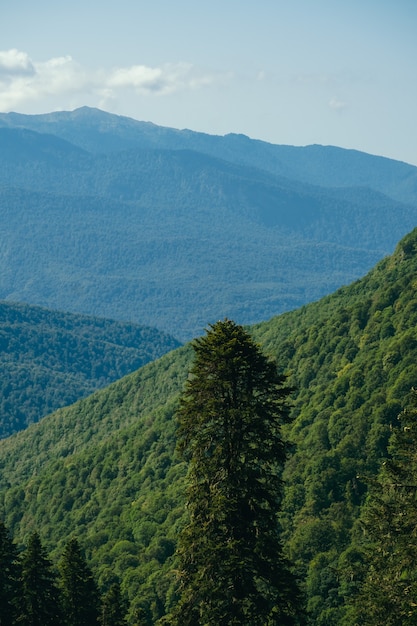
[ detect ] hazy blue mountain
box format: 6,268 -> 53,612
2,106 -> 416,204
1,108 -> 417,339
0,300 -> 180,438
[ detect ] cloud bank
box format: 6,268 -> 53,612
0,49 -> 216,111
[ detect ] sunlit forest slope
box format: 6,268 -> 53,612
2,228 -> 417,622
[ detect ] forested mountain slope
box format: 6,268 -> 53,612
2,228 -> 417,622
0,301 -> 180,438
1,108 -> 417,339
250,228 -> 417,623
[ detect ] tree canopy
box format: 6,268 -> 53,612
59,537 -> 101,626
0,520 -> 21,626
20,532 -> 63,626
347,389 -> 417,625
168,319 -> 303,625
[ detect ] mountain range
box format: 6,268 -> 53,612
1,107 -> 417,339
2,107 -> 417,623
2,225 -> 417,623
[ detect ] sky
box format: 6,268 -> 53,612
2,1 -> 417,165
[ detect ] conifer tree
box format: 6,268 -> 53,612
20,532 -> 63,626
0,520 -> 21,626
101,582 -> 128,626
59,537 -> 101,626
166,319 -> 303,625
350,389 -> 417,625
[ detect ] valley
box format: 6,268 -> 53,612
1,108 -> 417,340
1,108 -> 417,623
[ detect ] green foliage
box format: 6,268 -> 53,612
0,346 -> 192,623
167,320 -> 303,625
0,520 -> 21,626
346,390 -> 417,625
0,522 -> 131,626
20,532 -> 63,626
250,228 -> 417,622
0,301 -> 180,438
101,583 -> 129,626
59,537 -> 101,626
3,228 -> 417,622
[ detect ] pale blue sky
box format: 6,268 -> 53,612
2,1 -> 417,165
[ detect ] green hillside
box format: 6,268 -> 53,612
2,228 -> 417,622
1,109 -> 417,340
250,229 -> 417,623
0,300 -> 180,438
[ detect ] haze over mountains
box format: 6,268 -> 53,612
1,106 -> 417,339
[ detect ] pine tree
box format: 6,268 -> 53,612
350,389 -> 417,625
20,532 -> 63,626
0,520 -> 21,626
59,537 -> 101,626
101,583 -> 128,626
166,319 -> 303,625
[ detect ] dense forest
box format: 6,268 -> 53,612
0,525 -> 131,625
1,107 -> 417,338
2,227 -> 417,623
3,105 -> 417,623
0,301 -> 180,438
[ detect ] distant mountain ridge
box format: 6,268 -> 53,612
0,300 -> 180,438
1,107 -> 417,338
2,106 -> 416,203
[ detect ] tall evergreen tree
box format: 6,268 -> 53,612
59,538 -> 101,626
349,389 -> 417,625
101,582 -> 128,626
0,520 -> 21,626
20,532 -> 63,626
166,319 -> 303,625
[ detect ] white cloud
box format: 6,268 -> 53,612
0,49 -> 35,76
107,65 -> 164,91
0,51 -> 87,110
0,49 -> 218,112
107,62 -> 216,95
329,97 -> 348,111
